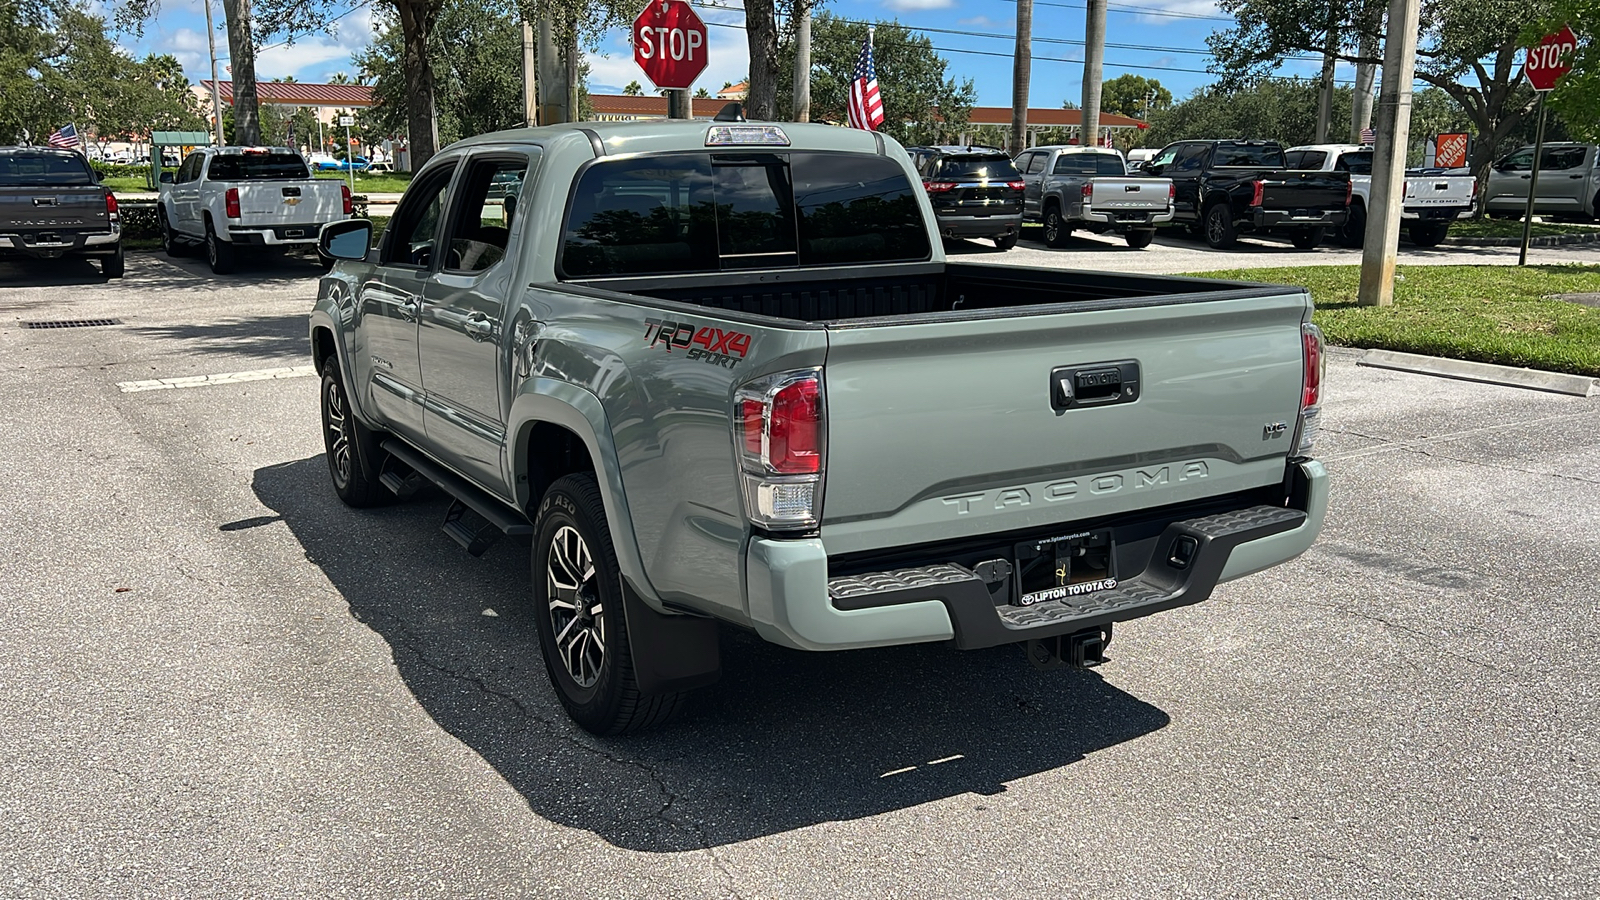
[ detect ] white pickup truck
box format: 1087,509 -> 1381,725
1285,144 -> 1476,248
158,146 -> 351,274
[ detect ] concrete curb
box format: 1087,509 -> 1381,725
1357,349 -> 1597,397
1442,231 -> 1600,247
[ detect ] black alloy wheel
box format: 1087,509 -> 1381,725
1043,205 -> 1070,248
319,356 -> 386,507
1204,203 -> 1238,250
1338,200 -> 1367,248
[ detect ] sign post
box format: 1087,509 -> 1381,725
1518,25 -> 1576,266
633,0 -> 709,119
339,114 -> 356,195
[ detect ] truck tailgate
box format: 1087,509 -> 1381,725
819,288 -> 1308,555
1261,171 -> 1349,211
0,186 -> 109,232
1405,173 -> 1474,209
1087,177 -> 1170,211
237,181 -> 343,224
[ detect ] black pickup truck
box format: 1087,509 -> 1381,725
0,147 -> 123,276
1143,140 -> 1350,251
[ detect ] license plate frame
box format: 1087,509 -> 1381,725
1011,528 -> 1118,607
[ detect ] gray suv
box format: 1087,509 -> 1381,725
1484,143 -> 1600,220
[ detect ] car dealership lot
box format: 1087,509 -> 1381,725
1,253 -> 1596,898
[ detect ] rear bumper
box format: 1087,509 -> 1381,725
1082,207 -> 1175,228
745,458 -> 1328,652
0,230 -> 120,257
1402,205 -> 1471,221
228,224 -> 327,246
1251,208 -> 1347,229
934,213 -> 1023,238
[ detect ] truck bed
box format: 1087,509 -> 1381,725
574,263 -> 1279,324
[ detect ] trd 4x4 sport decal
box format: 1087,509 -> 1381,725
643,318 -> 752,369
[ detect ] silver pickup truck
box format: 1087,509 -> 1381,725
1016,146 -> 1174,248
310,119 -> 1329,734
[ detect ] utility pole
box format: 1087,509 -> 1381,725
1357,0 -> 1423,307
522,22 -> 538,126
1080,0 -> 1106,147
1010,0 -> 1032,154
204,0 -> 224,145
537,19 -> 572,124
1315,10 -> 1337,143
792,0 -> 812,122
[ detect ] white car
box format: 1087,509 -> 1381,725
158,146 -> 351,274
1284,144 -> 1477,247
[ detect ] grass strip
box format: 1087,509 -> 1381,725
1185,264 -> 1600,377
1448,218 -> 1600,239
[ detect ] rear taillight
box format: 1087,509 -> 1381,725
1081,182 -> 1093,203
104,192 -> 119,224
1004,180 -> 1025,190
1250,180 -> 1265,207
1346,180 -> 1354,207
1471,178 -> 1480,199
225,187 -> 240,219
923,181 -> 956,193
735,369 -> 825,530
1295,323 -> 1326,455
1167,182 -> 1176,205
341,183 -> 353,215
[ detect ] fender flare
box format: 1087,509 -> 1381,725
507,378 -> 661,606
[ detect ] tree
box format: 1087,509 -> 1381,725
622,80 -> 642,96
694,87 -> 710,98
773,12 -> 975,144
1099,74 -> 1171,120
1146,78 -> 1353,148
355,0 -> 525,147
115,0 -> 261,145
744,0 -> 780,119
1209,0 -> 1554,188
2,5 -> 203,145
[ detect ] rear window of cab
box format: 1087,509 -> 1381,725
560,151 -> 931,278
206,153 -> 310,180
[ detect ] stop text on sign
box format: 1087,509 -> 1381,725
1527,39 -> 1575,71
637,26 -> 703,62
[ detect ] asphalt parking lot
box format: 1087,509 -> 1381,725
1,251 -> 1596,898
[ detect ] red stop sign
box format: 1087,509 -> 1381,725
633,0 -> 708,91
1525,24 -> 1577,92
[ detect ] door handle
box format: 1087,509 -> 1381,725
398,296 -> 420,323
464,313 -> 497,342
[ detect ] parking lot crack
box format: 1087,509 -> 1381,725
1299,600 -> 1515,676
1401,445 -> 1600,487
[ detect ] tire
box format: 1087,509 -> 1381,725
205,219 -> 236,275
1204,203 -> 1238,250
533,474 -> 688,735
159,208 -> 184,257
101,242 -> 125,278
1290,227 -> 1325,251
319,356 -> 388,508
1124,229 -> 1155,249
1042,204 -> 1071,248
1338,200 -> 1367,248
994,233 -> 1018,251
1408,222 -> 1450,247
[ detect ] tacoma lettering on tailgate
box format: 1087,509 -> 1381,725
941,461 -> 1210,515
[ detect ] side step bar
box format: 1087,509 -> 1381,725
381,440 -> 533,556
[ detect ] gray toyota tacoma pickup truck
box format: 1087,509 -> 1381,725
310,119 -> 1330,734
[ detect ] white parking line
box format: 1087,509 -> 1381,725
117,365 -> 317,393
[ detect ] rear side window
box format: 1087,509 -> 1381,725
1214,143 -> 1286,167
206,153 -> 310,180
561,151 -> 930,277
0,153 -> 95,186
935,156 -> 1021,181
1544,146 -> 1588,170
1051,153 -> 1124,176
1335,151 -> 1373,175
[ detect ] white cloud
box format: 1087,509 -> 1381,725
957,15 -> 1002,28
1116,0 -> 1229,27
253,6 -> 377,81
883,0 -> 954,10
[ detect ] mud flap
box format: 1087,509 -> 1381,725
622,580 -> 722,695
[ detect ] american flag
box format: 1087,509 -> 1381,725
1361,127 -> 1376,145
847,30 -> 884,131
48,123 -> 80,149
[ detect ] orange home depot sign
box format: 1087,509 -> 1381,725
1435,133 -> 1470,168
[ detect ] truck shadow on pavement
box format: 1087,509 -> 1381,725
130,312 -> 309,361
253,456 -> 1171,852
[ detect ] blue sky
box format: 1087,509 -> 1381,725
114,0 -> 1345,110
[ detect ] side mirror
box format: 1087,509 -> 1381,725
159,172 -> 174,184
319,218 -> 372,261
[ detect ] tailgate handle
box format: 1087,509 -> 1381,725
1051,361 -> 1140,411
282,186 -> 301,197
